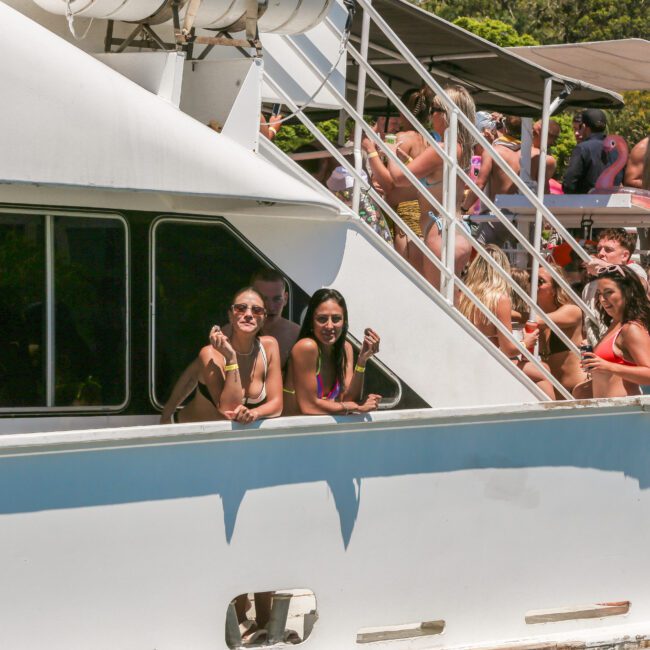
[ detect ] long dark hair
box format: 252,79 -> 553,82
298,288 -> 349,390
596,266 -> 650,330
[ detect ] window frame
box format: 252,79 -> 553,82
149,215 -> 404,412
0,207 -> 130,414
149,215 -> 293,410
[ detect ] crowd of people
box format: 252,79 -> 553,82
168,95 -> 650,425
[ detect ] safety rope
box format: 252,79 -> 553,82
65,0 -> 94,40
261,0 -> 356,127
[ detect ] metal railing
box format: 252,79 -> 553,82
262,1 -> 604,401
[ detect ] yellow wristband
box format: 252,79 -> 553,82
367,151 -> 379,159
405,156 -> 413,164
355,364 -> 366,373
268,127 -> 277,136
224,363 -> 239,372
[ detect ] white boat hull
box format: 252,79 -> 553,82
2,399 -> 649,649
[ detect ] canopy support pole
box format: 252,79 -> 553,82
352,2 -> 371,214
530,77 -> 553,312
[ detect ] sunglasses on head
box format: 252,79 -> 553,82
596,264 -> 626,278
231,303 -> 266,316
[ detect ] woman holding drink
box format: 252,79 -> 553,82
576,265 -> 650,398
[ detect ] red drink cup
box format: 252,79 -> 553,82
524,320 -> 538,352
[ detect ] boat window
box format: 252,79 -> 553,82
0,213 -> 46,407
151,217 -> 406,411
0,212 -> 128,411
53,216 -> 128,407
151,217 -> 299,408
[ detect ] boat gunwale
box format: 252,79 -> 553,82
1,396 -> 648,456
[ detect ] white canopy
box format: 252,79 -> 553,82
0,3 -> 339,217
509,39 -> 650,94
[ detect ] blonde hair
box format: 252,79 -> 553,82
458,244 -> 511,326
510,267 -> 531,323
544,263 -> 572,307
426,84 -> 476,169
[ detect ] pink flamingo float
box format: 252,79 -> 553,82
591,134 -> 650,209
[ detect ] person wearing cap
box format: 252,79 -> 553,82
562,108 -> 610,194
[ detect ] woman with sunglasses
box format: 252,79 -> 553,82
160,287 -> 282,424
578,265 -> 650,398
283,288 -> 381,416
363,85 -> 476,290
535,264 -> 587,398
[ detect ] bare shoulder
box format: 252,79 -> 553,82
198,345 -> 221,365
260,335 -> 280,356
344,340 -> 355,357
621,321 -> 650,339
560,303 -> 582,317
291,337 -> 319,357
497,294 -> 513,309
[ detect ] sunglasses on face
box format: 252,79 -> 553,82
231,303 -> 266,316
430,107 -> 446,115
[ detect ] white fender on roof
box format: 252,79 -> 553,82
0,3 -> 340,216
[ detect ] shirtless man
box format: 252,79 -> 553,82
250,268 -> 300,366
624,136 -> 650,190
531,119 -> 560,193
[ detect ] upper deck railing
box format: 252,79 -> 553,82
263,0 -> 603,401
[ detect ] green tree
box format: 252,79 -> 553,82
417,0 -> 649,44
273,118 -> 343,154
548,113 -> 576,178
606,91 -> 650,147
453,16 -> 538,47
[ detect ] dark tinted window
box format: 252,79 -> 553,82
54,217 -> 127,406
153,219 -> 293,404
0,212 -> 127,410
0,214 -> 46,406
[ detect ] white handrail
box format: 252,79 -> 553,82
267,8 -> 588,400
263,73 -> 451,281
352,0 -> 591,266
341,32 -> 598,325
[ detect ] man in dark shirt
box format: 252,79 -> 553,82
562,108 -> 609,194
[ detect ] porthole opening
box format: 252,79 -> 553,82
226,589 -> 317,647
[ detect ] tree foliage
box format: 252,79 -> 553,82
452,17 -> 538,47
418,0 -> 649,44
606,92 -> 650,147
273,118 -> 342,154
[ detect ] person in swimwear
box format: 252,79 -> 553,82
363,85 -> 476,290
535,265 -> 587,398
577,265 -> 650,398
160,287 -> 282,424
363,88 -> 432,267
283,288 -> 381,416
457,245 -> 555,399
